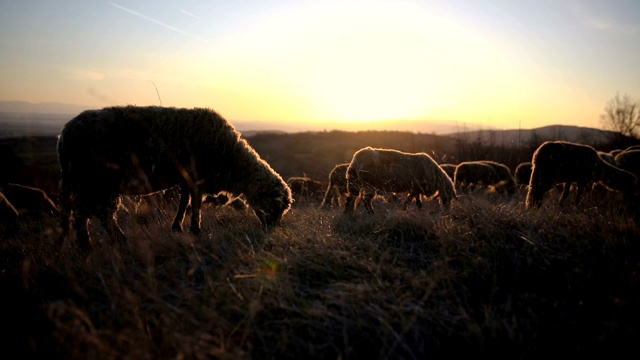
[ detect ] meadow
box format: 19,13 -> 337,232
2,185 -> 640,359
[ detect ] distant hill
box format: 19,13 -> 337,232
444,125 -> 618,147
0,101 -> 89,115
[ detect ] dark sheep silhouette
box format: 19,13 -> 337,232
614,150 -> 640,177
514,162 -> 533,187
438,163 -> 457,181
57,106 -> 292,249
319,163 -> 392,209
286,176 -> 325,203
598,151 -> 617,167
479,160 -> 517,194
610,149 -> 624,157
453,161 -> 498,193
344,147 -> 456,213
526,141 -> 637,209
454,160 -> 517,194
320,163 -> 349,208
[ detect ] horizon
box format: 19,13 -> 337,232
1,1 -> 639,132
0,101 -> 617,139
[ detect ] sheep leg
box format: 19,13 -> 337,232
413,193 -> 423,209
172,186 -> 191,232
95,198 -> 127,244
402,193 -> 413,210
574,183 -> 587,206
525,182 -> 549,209
558,183 -> 571,206
344,190 -> 359,213
320,185 -> 333,208
72,212 -> 92,251
99,215 -> 127,244
189,189 -> 202,235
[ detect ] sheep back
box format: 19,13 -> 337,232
615,150 -> 640,177
439,163 -> 457,181
0,191 -> 19,224
1,183 -> 59,220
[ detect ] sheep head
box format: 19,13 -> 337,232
253,189 -> 292,228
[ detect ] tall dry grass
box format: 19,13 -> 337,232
2,187 -> 640,359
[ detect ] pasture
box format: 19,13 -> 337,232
2,186 -> 640,358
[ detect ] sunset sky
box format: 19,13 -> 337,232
1,0 -> 639,132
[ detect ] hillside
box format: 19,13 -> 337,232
445,125 -> 618,147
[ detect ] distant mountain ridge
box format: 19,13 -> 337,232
444,125 -> 618,147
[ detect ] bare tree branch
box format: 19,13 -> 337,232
600,92 -> 640,139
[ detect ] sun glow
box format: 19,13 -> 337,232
198,1 -> 533,126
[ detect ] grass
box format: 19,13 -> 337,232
2,188 -> 640,359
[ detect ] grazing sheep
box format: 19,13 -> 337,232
58,105 -> 292,249
479,160 -> 517,194
610,149 -> 624,157
286,176 -> 325,203
614,150 -> 640,177
0,183 -> 59,220
344,147 -> 456,213
514,162 -> 533,187
439,163 -> 457,181
453,161 -> 498,193
598,151 -> 618,167
525,141 -> 637,209
320,163 -> 349,208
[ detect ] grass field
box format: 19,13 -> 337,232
2,187 -> 640,359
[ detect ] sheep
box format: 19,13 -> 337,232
0,183 -> 60,220
479,160 -> 517,194
597,151 -> 618,167
57,105 -> 292,249
453,161 -> 499,193
610,149 -> 624,157
319,163 -> 396,209
525,140 -> 637,209
343,147 -> 457,214
438,163 -> 457,181
286,176 -> 325,203
514,162 -> 533,187
320,163 -> 349,208
614,150 -> 640,177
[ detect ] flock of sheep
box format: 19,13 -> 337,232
2,105 -> 640,251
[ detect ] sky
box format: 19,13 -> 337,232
1,0 -> 639,133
